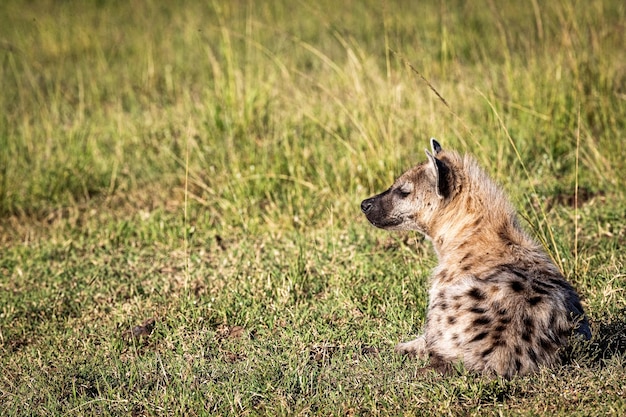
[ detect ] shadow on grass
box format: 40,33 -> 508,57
563,310 -> 626,368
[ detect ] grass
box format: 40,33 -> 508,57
1,0 -> 625,415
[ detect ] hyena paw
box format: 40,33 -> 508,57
394,336 -> 427,358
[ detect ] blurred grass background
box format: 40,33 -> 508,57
1,0 -> 623,225
1,0 -> 625,415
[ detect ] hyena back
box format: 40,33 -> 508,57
361,139 -> 590,378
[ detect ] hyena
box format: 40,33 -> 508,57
361,139 -> 590,378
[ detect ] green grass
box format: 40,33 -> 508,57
1,0 -> 625,415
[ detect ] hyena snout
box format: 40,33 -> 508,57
360,197 -> 376,214
361,192 -> 400,229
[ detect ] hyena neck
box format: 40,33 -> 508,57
429,155 -> 537,265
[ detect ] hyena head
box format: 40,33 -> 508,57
360,138 -> 455,236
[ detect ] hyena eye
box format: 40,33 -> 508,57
395,185 -> 412,198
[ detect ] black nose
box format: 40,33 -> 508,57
361,198 -> 373,214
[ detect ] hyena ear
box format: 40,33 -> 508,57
425,149 -> 449,199
430,138 -> 443,155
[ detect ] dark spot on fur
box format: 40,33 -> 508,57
440,301 -> 449,311
451,333 -> 458,341
462,263 -> 473,272
469,331 -> 489,343
499,316 -> 511,325
515,359 -> 522,372
522,316 -> 535,342
527,347 -> 538,362
493,337 -> 506,347
473,316 -> 491,326
510,280 -> 525,292
528,296 -> 543,305
482,346 -> 494,358
514,345 -> 522,355
448,316 -> 457,324
467,287 -> 486,301
533,280 -> 556,289
531,284 -> 550,296
539,337 -> 554,352
523,316 -> 535,329
497,307 -> 508,316
470,307 -> 486,314
506,266 -> 529,281
495,324 -> 507,332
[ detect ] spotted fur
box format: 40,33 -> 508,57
361,139 -> 590,378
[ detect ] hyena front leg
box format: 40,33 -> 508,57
395,335 -> 427,358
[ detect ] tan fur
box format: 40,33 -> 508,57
361,139 -> 590,378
